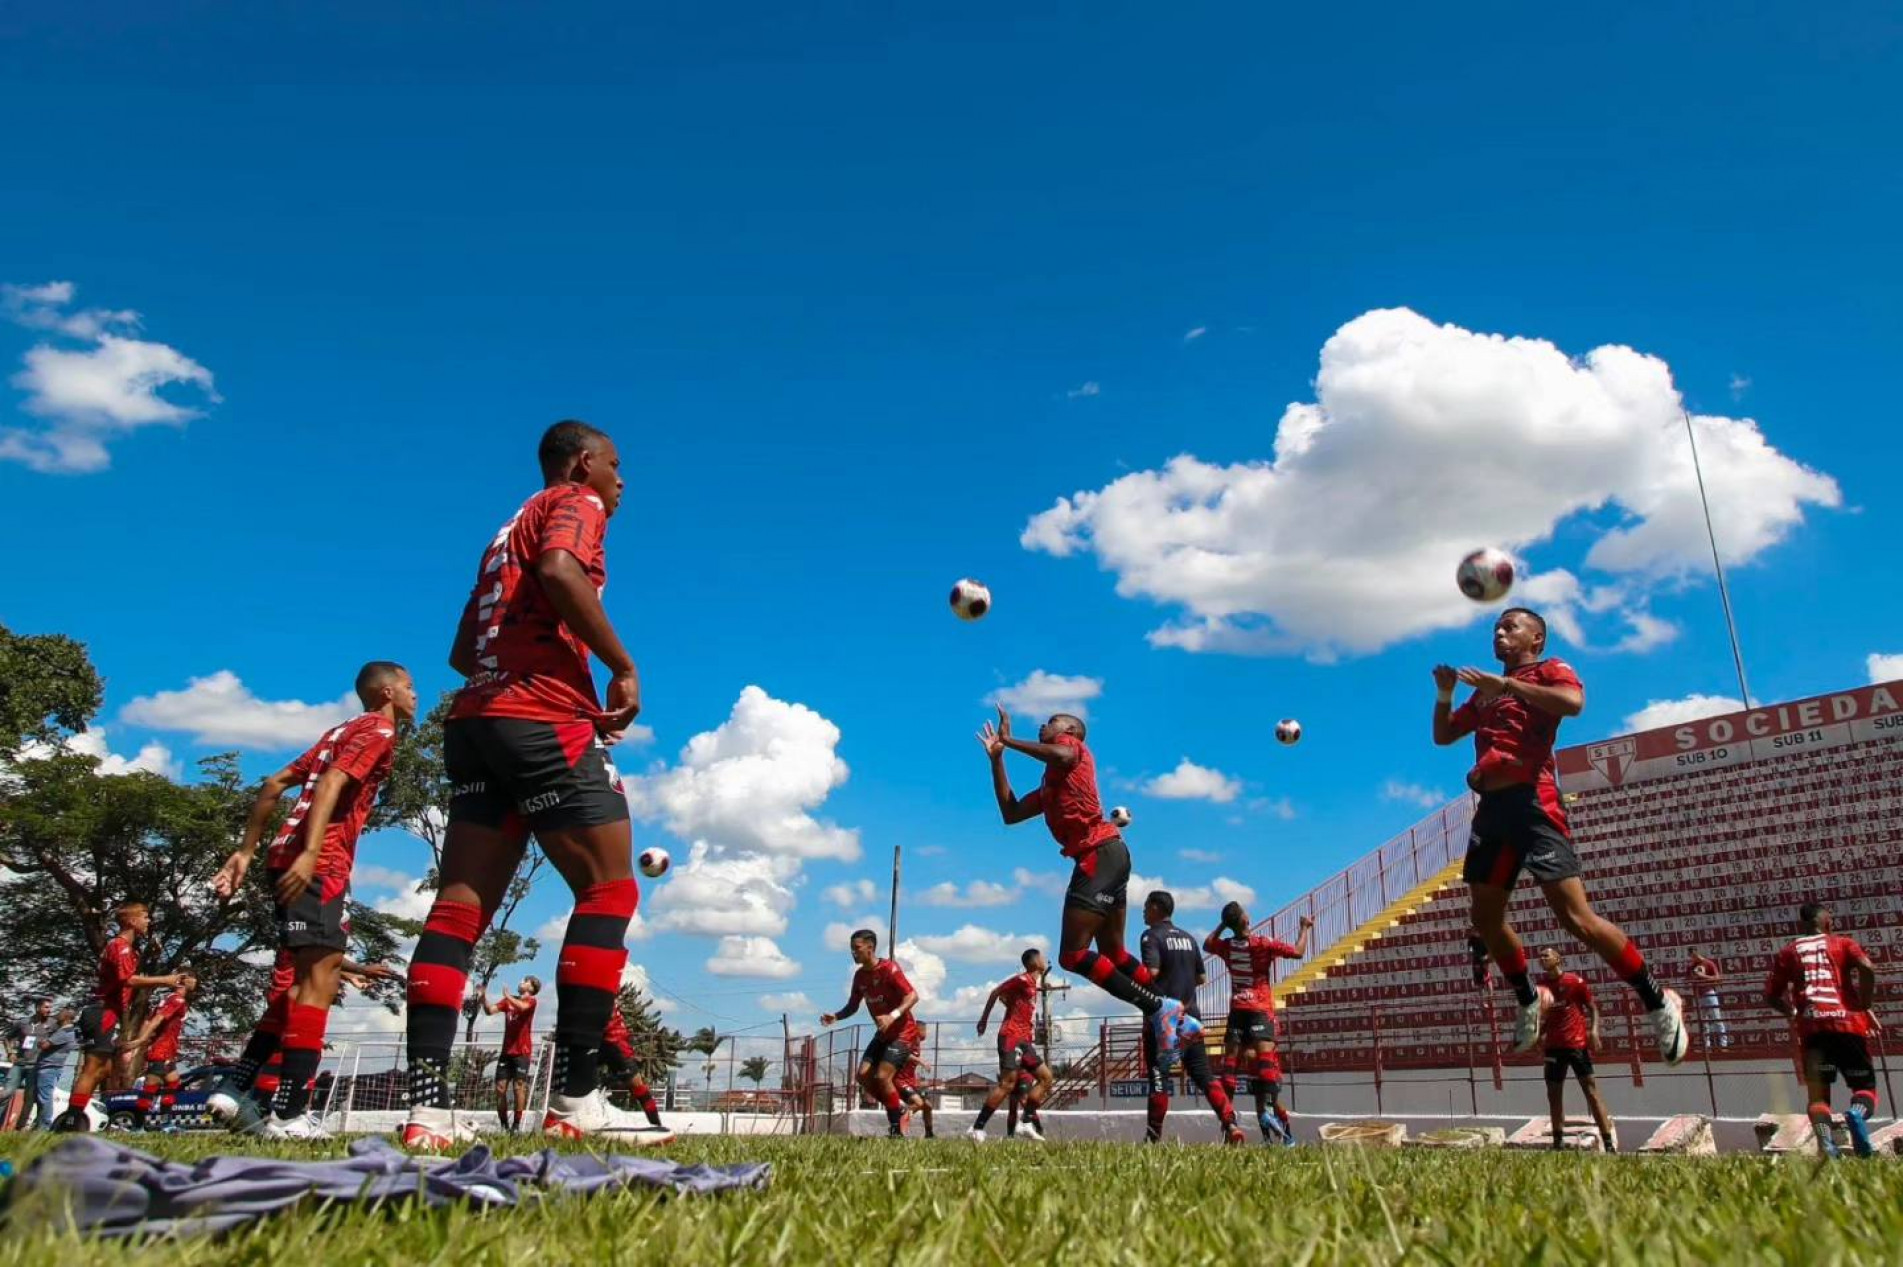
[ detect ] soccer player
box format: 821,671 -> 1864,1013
1433,608 -> 1687,1063
405,420 -> 656,1150
1537,948 -> 1615,1153
53,902 -> 186,1132
480,977 -> 540,1133
977,708 -> 1198,1067
1139,891 -> 1242,1145
1205,901 -> 1311,1145
895,1054 -> 934,1138
1764,902 -> 1880,1159
129,974 -> 198,1132
820,929 -> 921,1138
598,1008 -> 671,1133
968,949 -> 1056,1142
207,662 -> 414,1139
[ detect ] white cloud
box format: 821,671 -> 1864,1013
359,867 -> 433,922
1381,779 -> 1447,810
823,916 -> 886,952
120,671 -> 359,749
20,727 -> 180,779
2,281 -> 218,474
533,907 -> 651,946
1067,381 -> 1102,400
1183,326 -> 1207,343
1621,693 -> 1746,734
822,878 -> 878,909
628,685 -> 857,863
911,924 -> 1048,964
1011,868 -> 1068,899
645,841 -> 797,937
758,991 -> 814,1014
1142,758 -> 1243,803
1177,848 -> 1223,864
624,962 -> 674,1012
1868,654 -> 1903,684
984,670 -> 1103,721
1729,373 -> 1752,401
706,935 -> 801,980
1130,871 -> 1255,913
892,939 -> 946,1001
1252,796 -> 1297,821
915,880 -> 1018,908
1022,308 -> 1840,659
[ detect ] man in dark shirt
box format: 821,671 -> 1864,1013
31,1009 -> 78,1130
1139,891 -> 1241,1144
4,998 -> 56,1130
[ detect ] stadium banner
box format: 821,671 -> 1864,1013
1557,680 -> 1903,793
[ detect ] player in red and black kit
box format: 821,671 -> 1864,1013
207,662 -> 414,1139
894,1053 -> 935,1138
969,949 -> 1056,1142
598,1008 -> 672,1134
1537,948 -> 1615,1153
54,902 -> 186,1132
978,709 -> 1198,1066
480,977 -> 540,1133
1433,607 -> 1687,1064
820,929 -> 922,1137
128,973 -> 198,1131
1764,901 -> 1880,1159
1205,901 -> 1311,1145
406,421 -> 659,1150
1140,891 -> 1243,1145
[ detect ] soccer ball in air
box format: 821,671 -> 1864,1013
1108,806 -> 1133,828
949,578 -> 991,621
1274,719 -> 1302,746
638,848 -> 671,879
1456,548 -> 1515,603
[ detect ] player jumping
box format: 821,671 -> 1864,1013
53,902 -> 186,1132
207,662 -> 414,1139
1205,901 -> 1310,1145
978,709 -> 1198,1068
969,949 -> 1055,1142
405,420 -> 659,1150
1764,902 -> 1880,1159
1537,948 -> 1616,1153
1433,608 -> 1687,1063
1140,891 -> 1243,1145
820,929 -> 921,1138
128,973 -> 198,1132
480,976 -> 539,1133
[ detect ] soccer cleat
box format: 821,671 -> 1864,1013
965,1127 -> 988,1143
1510,998 -> 1544,1054
1224,1123 -> 1248,1146
1845,1109 -> 1874,1159
252,1112 -> 334,1141
1017,1119 -> 1046,1143
542,1091 -> 676,1145
1812,1121 -> 1842,1160
1649,990 -> 1689,1066
1259,1111 -> 1289,1147
1151,999 -> 1195,1069
400,1105 -> 482,1154
206,1086 -> 265,1132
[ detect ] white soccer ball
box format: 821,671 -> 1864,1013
1274,719 -> 1302,746
1456,547 -> 1515,603
638,847 -> 671,879
1108,805 -> 1132,828
949,578 -> 992,621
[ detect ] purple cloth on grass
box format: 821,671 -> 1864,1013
4,1135 -> 770,1238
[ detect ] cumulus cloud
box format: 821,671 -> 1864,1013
911,925 -> 1049,964
823,916 -> 886,952
533,906 -> 651,947
706,936 -> 801,980
1130,870 -> 1255,912
1621,693 -> 1746,734
915,880 -> 1018,908
1011,868 -> 1068,899
18,727 -> 180,779
644,842 -> 797,938
1022,308 -> 1839,659
1177,848 -> 1223,864
120,671 -> 359,749
822,878 -> 878,909
356,866 -> 433,922
759,991 -> 814,1014
1869,654 -> 1903,684
2,281 -> 218,474
984,671 -> 1103,721
1142,758 -> 1243,803
1380,779 -> 1447,810
624,962 -> 674,1011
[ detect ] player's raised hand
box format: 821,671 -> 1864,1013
1432,665 -> 1458,692
994,706 -> 1012,741
210,851 -> 251,901
1299,914 -> 1316,930
1456,667 -> 1507,698
977,721 -> 1005,759
820,1012 -> 837,1027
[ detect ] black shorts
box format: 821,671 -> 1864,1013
598,1044 -> 634,1082
75,1004 -> 119,1058
143,1059 -> 180,1081
1227,1009 -> 1276,1047
1543,1047 -> 1595,1084
1462,785 -> 1580,889
860,1034 -> 912,1072
445,717 -> 630,834
998,1037 -> 1043,1077
1804,1031 -> 1876,1090
273,871 -> 352,952
495,1054 -> 532,1083
1064,837 -> 1130,914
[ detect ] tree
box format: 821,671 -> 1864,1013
0,623 -> 103,759
739,1055 -> 770,1087
372,691 -> 546,1041
614,980 -> 684,1084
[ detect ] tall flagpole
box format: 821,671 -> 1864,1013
1683,405 -> 1753,708
888,845 -> 901,951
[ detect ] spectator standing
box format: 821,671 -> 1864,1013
31,1009 -> 79,1130
4,999 -> 57,1129
1690,951 -> 1729,1050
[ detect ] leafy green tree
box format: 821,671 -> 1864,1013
739,1055 -> 770,1087
0,623 -> 103,759
615,980 -> 684,1083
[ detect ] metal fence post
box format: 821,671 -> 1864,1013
339,1044 -> 362,1134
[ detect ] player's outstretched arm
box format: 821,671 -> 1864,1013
1288,914 -> 1316,959
978,718 -> 1044,825
1463,667 -> 1583,718
822,984 -> 864,1027
990,707 -> 1080,770
478,990 -> 504,1017
275,767 -> 357,905
213,764 -> 303,898
534,549 -> 641,730
975,985 -> 1004,1035
1431,666 -> 1467,746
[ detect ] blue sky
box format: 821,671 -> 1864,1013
3,2 -> 1899,1044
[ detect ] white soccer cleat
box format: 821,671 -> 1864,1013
1016,1120 -> 1046,1143
251,1111 -> 334,1141
965,1127 -> 988,1143
1650,989 -> 1689,1066
206,1086 -> 264,1132
399,1105 -> 482,1154
1510,998 -> 1544,1054
542,1091 -> 676,1145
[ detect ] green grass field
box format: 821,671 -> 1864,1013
4,1132 -> 1902,1265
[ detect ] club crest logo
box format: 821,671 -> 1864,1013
1587,738 -> 1637,787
